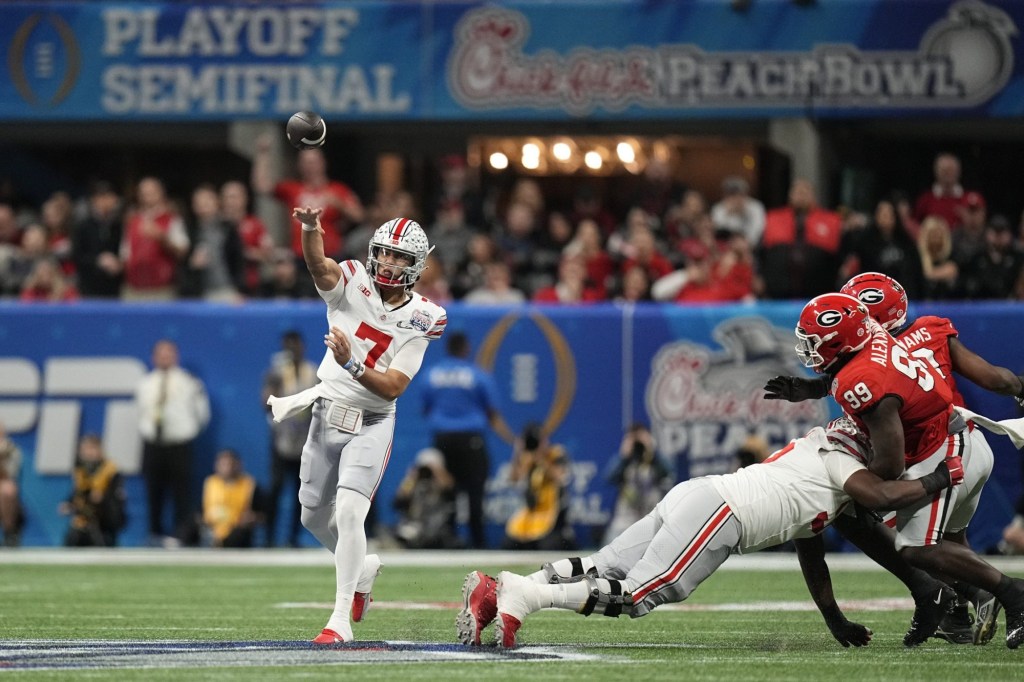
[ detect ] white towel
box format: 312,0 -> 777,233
266,385 -> 324,423
955,406 -> 1024,450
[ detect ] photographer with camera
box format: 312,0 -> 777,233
59,434 -> 127,547
392,448 -> 459,549
503,423 -> 576,551
602,423 -> 672,545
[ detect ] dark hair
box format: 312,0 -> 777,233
282,329 -> 303,343
446,331 -> 470,358
522,422 -> 543,451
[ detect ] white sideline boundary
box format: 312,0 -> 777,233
3,547 -> 1024,572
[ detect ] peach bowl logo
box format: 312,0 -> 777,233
447,1 -> 1016,114
7,13 -> 81,108
645,318 -> 828,478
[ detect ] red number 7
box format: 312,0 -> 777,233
355,322 -> 393,369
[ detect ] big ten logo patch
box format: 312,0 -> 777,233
645,318 -> 829,478
0,357 -> 146,474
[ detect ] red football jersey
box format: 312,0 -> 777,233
831,323 -> 953,466
894,316 -> 965,408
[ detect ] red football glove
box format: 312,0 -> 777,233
944,454 -> 965,486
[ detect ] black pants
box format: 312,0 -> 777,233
434,431 -> 489,549
142,440 -> 193,540
265,450 -> 302,547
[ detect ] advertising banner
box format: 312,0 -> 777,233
0,301 -> 1019,551
1,1 -> 1022,121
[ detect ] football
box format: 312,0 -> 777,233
285,111 -> 327,150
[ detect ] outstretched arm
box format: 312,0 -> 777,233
949,337 -> 1024,403
294,206 -> 342,292
842,457 -> 960,511
794,535 -> 872,647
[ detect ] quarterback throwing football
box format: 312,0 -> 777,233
269,206 -> 446,644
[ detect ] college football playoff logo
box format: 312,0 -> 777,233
7,13 -> 81,107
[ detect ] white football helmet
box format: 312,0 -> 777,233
366,217 -> 433,288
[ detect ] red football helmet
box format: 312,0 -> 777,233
840,272 -> 908,331
795,293 -> 873,373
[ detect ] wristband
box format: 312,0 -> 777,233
301,221 -> 318,232
343,357 -> 365,379
919,466 -> 949,495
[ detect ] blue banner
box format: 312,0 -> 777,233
0,301 -> 1019,551
1,1 -> 1023,121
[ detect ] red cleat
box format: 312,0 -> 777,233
312,628 -> 346,645
455,570 -> 498,646
352,592 -> 373,623
494,612 -> 522,649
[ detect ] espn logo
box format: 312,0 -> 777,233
0,357 -> 146,475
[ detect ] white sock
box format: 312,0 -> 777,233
324,489 -> 371,637
526,570 -> 548,584
357,554 -> 381,593
535,581 -> 592,612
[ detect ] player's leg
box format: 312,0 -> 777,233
297,403 -> 343,549
318,415 -> 395,641
937,428 -> 998,644
492,480 -> 740,647
529,482 -> 689,586
897,431 -> 1024,648
832,513 -> 956,644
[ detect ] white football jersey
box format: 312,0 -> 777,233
317,260 -> 446,414
710,422 -> 870,553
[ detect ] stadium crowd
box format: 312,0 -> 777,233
0,151 -> 1021,306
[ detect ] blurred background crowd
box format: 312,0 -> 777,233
1,148 -> 1021,307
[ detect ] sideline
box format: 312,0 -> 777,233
2,548 -> 1024,572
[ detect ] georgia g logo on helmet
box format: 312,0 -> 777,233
816,310 -> 844,327
856,288 -> 886,305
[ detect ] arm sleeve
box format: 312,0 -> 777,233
389,336 -> 430,380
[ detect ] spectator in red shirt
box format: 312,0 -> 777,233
913,152 -> 980,230
620,221 -> 674,285
758,178 -> 842,300
19,258 -> 79,303
251,137 -> 364,260
653,214 -> 754,304
563,218 -> 614,298
533,254 -> 605,304
220,181 -> 273,296
120,177 -> 189,301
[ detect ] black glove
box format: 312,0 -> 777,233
825,613 -> 873,648
763,375 -> 830,402
853,501 -> 883,527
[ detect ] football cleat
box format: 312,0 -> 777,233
904,585 -> 956,647
311,628 -> 347,645
352,554 -> 382,623
456,570 -> 497,646
494,612 -> 523,650
933,603 -> 973,644
972,590 -> 1001,645
493,571 -> 540,649
1006,607 -> 1024,649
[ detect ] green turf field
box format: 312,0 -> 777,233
2,553 -> 1023,681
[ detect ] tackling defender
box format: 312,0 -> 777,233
456,415 -> 963,648
767,272 -> 1024,644
267,206 -> 446,643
